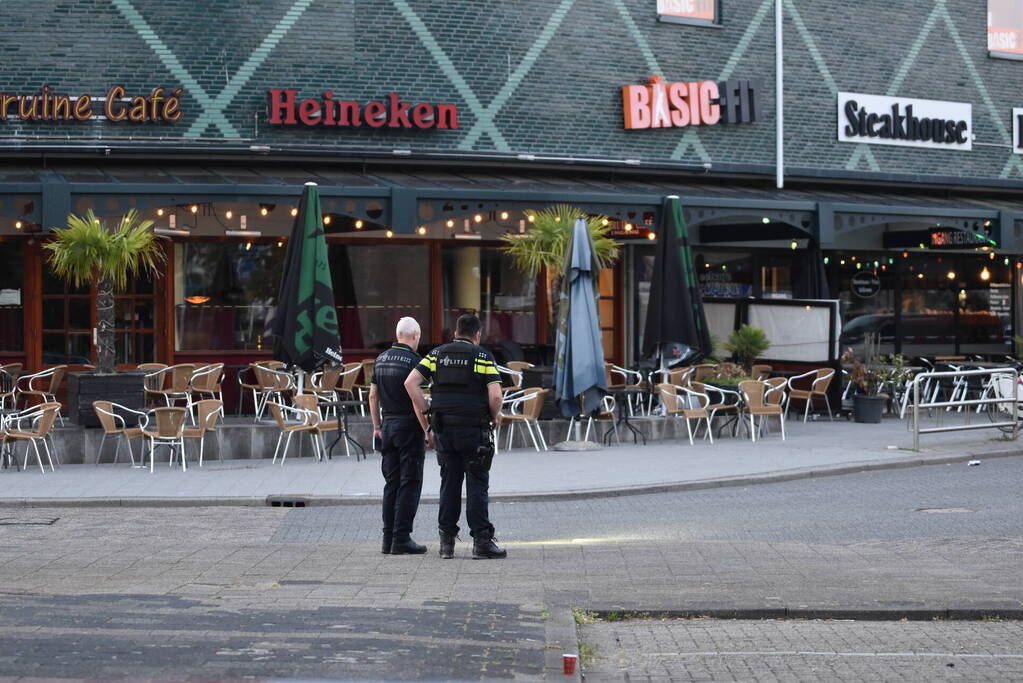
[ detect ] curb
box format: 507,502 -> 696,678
587,607 -> 1023,621
0,448 -> 1019,508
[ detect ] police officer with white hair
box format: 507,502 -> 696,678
368,316 -> 427,555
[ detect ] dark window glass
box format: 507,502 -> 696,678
175,242 -> 284,351
441,246 -> 535,357
68,297 -> 91,330
331,243 -> 431,350
695,250 -> 754,298
0,243 -> 23,352
837,256 -> 898,358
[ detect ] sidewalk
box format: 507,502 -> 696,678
0,414 -> 1018,505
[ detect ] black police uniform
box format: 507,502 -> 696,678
371,342 -> 425,551
414,338 -> 503,552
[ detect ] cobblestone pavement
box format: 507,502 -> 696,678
579,618 -> 1023,682
0,460 -> 1020,679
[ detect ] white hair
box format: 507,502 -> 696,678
395,316 -> 421,340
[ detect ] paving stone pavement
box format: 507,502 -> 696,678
0,461 -> 1021,679
579,618 -> 1023,682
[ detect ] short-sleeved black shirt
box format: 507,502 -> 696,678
371,343 -> 422,417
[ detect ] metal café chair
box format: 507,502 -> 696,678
138,363 -> 168,408
182,399 -> 225,467
145,363 -> 197,413
142,406 -> 189,473
189,363 -> 225,403
266,400 -> 320,465
93,401 -> 148,466
675,383 -> 715,446
0,367 -> 16,411
785,368 -> 835,422
253,365 -> 296,422
738,380 -> 785,442
496,387 -> 548,452
3,402 -> 62,473
17,366 -> 68,424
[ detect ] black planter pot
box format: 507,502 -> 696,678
852,394 -> 886,424
67,371 -> 147,427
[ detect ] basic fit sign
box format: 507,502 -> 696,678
622,75 -> 759,130
837,92 -> 972,151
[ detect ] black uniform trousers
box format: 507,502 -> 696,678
436,425 -> 494,539
380,416 -> 425,543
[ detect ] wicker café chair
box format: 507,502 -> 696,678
142,406 -> 188,473
266,400 -> 319,466
738,380 -> 785,442
92,401 -> 148,465
496,387 -> 548,452
764,377 -> 788,411
189,363 -> 225,403
668,383 -> 715,446
3,402 -> 61,473
786,368 -> 836,422
182,399 -> 224,467
750,364 -> 773,381
17,365 -> 68,417
252,365 -> 296,422
138,363 -> 168,407
0,368 -> 16,411
294,393 -> 338,458
355,359 -> 375,404
147,363 -> 197,411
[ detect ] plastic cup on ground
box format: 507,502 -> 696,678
563,653 -> 578,674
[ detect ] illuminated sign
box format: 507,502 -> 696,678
0,86 -> 183,123
622,75 -> 760,130
268,90 -> 459,130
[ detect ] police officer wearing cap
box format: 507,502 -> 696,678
404,313 -> 506,560
368,316 -> 427,555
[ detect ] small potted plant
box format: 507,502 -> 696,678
841,342 -> 890,423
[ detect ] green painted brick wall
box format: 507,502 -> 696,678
0,0 -> 1021,184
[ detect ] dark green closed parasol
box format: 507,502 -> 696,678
272,182 -> 342,371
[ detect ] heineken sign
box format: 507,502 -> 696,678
268,89 -> 459,130
838,92 -> 972,151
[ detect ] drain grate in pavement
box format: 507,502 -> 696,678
915,507 -> 975,514
0,517 -> 59,525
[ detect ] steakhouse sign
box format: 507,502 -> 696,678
622,75 -> 760,130
268,89 -> 458,130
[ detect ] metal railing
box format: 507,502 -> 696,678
911,367 -> 1019,450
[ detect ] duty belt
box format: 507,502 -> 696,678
382,413 -> 416,421
436,413 -> 489,427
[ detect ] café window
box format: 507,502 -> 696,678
989,0 -> 1023,58
330,243 -> 430,351
695,251 -> 753,298
442,246 -> 536,362
174,242 -> 283,351
657,0 -> 719,26
0,242 -> 23,353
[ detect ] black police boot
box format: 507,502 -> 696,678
390,538 -> 427,555
381,532 -> 392,555
472,532 -> 507,559
439,533 -> 456,559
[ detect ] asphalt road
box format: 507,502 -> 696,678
0,458 -> 1020,681
274,456 -> 1023,545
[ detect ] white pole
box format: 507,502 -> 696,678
775,0 -> 784,189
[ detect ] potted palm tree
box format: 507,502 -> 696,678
45,209 -> 166,425
724,324 -> 770,375
500,204 -> 620,345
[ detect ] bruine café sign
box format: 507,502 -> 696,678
622,75 -> 760,130
268,89 -> 458,130
837,92 -> 972,151
0,86 -> 183,122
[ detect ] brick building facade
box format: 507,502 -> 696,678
0,0 -> 1020,372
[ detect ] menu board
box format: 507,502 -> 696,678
657,0 -> 716,22
989,0 -> 1023,55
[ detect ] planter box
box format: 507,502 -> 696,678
67,371 -> 147,427
852,394 -> 886,424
